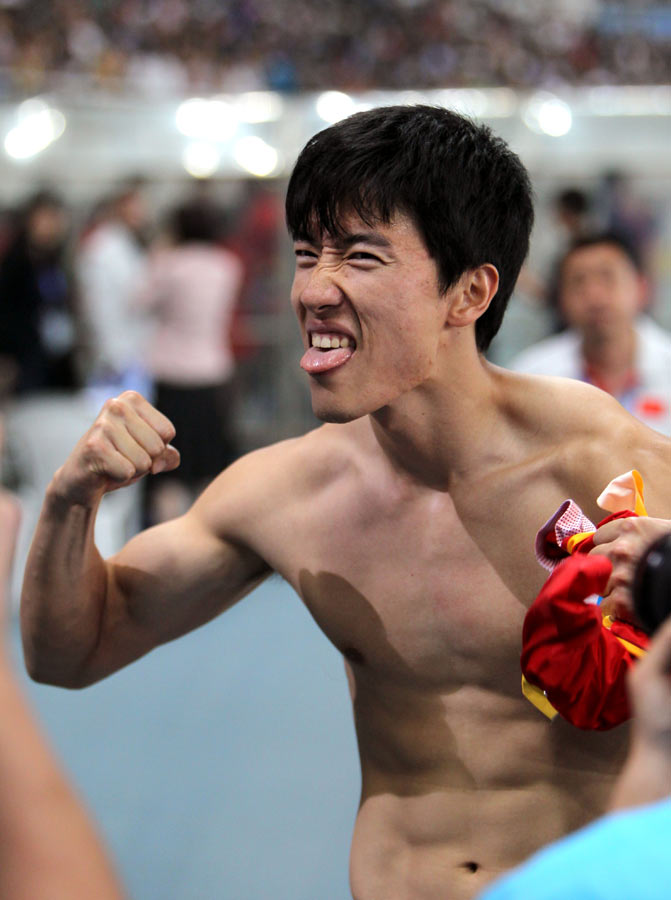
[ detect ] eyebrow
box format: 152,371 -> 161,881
296,231 -> 392,250
337,231 -> 392,249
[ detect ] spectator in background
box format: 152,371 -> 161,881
136,197 -> 243,523
76,178 -> 151,398
1,0 -> 669,94
510,233 -> 671,436
0,460 -> 123,900
0,190 -> 81,395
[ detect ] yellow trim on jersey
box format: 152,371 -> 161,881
565,531 -> 596,554
602,615 -> 648,659
521,675 -> 558,720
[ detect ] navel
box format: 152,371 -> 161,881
460,861 -> 480,875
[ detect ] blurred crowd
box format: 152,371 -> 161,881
0,0 -> 669,97
0,166 -> 665,398
0,178 -> 291,532
0,178 -> 286,401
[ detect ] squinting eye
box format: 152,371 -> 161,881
295,249 -> 317,262
348,252 -> 380,262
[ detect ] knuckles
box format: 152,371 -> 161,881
112,390 -> 143,409
101,391 -> 142,420
618,518 -> 640,535
119,389 -> 142,403
83,430 -> 107,458
72,393 -> 174,488
102,397 -> 126,418
612,538 -> 637,562
99,392 -> 175,445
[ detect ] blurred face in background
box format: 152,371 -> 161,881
116,188 -> 147,233
27,202 -> 68,251
558,242 -> 647,340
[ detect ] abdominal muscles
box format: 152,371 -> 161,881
347,677 -> 626,900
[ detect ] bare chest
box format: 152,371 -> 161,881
276,484 -> 554,692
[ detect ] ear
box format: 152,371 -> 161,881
445,264 -> 499,328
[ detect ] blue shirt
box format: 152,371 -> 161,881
478,799 -> 671,900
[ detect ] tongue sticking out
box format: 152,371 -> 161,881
300,345 -> 354,374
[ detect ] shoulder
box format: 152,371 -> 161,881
508,330 -> 580,376
216,245 -> 243,268
79,225 -> 137,267
637,316 -> 671,355
501,367 -> 615,432
637,315 -> 671,342
551,385 -> 671,516
82,224 -> 122,252
183,245 -> 243,281
214,247 -> 244,284
499,369 -> 671,514
191,419 -> 369,536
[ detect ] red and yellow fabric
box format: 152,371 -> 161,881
521,470 -> 650,729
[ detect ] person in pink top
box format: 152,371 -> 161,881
136,198 -> 243,522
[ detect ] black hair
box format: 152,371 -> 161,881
114,175 -> 147,203
561,231 -> 644,275
21,188 -> 64,217
13,189 -> 67,259
555,188 -> 589,217
285,104 -> 534,352
170,200 -> 220,244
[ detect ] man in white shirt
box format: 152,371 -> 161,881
510,233 -> 671,436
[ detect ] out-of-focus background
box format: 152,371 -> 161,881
0,1 -> 669,898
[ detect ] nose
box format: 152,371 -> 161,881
294,262 -> 345,314
581,278 -> 609,310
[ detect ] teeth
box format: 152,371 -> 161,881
311,333 -> 352,350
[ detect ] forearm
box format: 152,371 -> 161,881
20,479 -> 109,687
0,658 -> 124,899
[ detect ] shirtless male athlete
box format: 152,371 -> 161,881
21,106 -> 671,900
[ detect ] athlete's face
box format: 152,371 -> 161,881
290,213 -> 450,423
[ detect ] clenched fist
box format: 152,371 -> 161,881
51,392 -> 180,507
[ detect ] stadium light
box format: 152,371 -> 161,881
316,91 -> 356,124
523,92 -> 573,137
233,136 -> 279,177
4,98 -> 66,160
182,141 -> 220,178
175,98 -> 238,141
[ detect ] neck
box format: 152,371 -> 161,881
368,341 -> 506,490
581,325 -> 637,394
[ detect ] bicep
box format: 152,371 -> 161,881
86,512 -> 270,683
